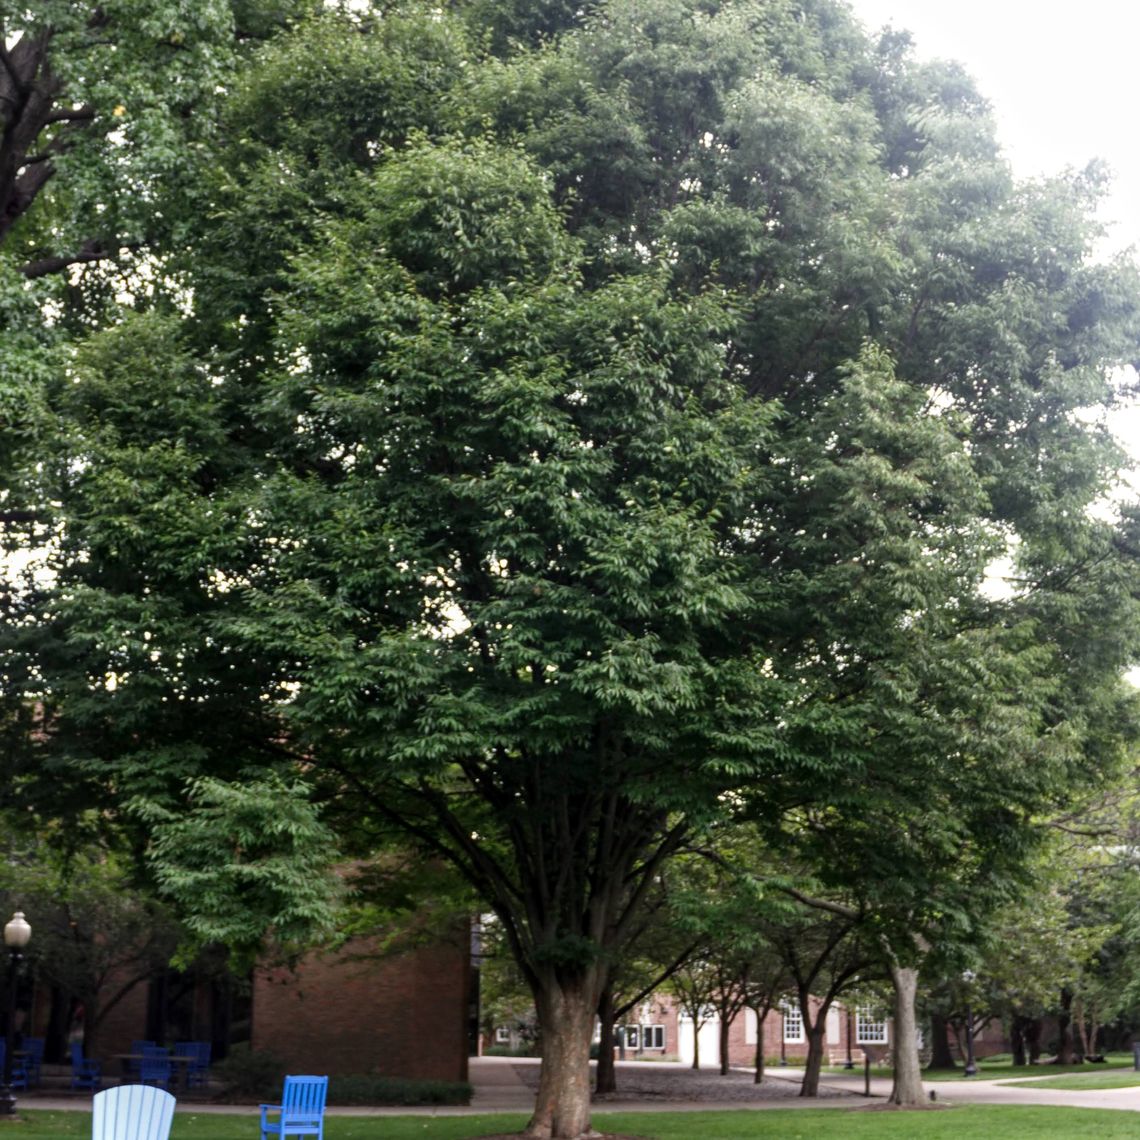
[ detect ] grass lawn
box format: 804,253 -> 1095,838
919,1052 -> 1134,1083
9,1106 -> 1140,1140
1002,1070 -> 1140,1091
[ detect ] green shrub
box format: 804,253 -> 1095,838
212,1047 -> 471,1106
484,1045 -> 539,1058
327,1075 -> 472,1106
213,1046 -> 287,1099
764,1055 -> 807,1068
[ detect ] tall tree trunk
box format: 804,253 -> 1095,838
690,1015 -> 702,1070
928,1011 -> 957,1069
1026,1016 -> 1042,1063
1074,997 -> 1089,1059
594,988 -> 617,1095
1011,1015 -> 1027,1067
887,963 -> 923,1106
799,1025 -> 826,1097
752,1007 -> 766,1083
1053,989 -> 1075,1065
527,977 -> 601,1140
718,1014 -> 731,1076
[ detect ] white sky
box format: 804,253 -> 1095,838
848,1 -> 1140,253
848,0 -> 1140,470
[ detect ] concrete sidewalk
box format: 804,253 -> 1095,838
11,1056 -> 1140,1117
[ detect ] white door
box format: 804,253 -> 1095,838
678,1012 -> 721,1068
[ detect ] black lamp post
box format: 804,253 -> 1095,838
844,1007 -> 854,1069
962,969 -> 977,1078
0,912 -> 30,1116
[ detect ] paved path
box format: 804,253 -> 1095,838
14,1056 -> 1140,1117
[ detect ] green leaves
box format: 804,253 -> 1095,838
140,775 -> 339,962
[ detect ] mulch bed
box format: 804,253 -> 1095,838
511,1062 -> 850,1103
471,1135 -> 653,1139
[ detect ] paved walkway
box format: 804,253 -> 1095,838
12,1056 -> 1140,1117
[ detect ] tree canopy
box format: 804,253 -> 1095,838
5,2 -> 1140,1136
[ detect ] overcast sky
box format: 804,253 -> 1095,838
847,0 -> 1140,469
848,1 -> 1140,254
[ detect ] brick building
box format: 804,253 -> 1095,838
19,924 -> 472,1083
251,930 -> 470,1080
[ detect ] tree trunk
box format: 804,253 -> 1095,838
1026,1016 -> 1041,1063
928,1012 -> 957,1070
1053,989 -> 1075,1065
1074,997 -> 1089,1060
752,1007 -> 766,1083
1011,1015 -> 1027,1067
718,1014 -> 731,1076
690,1017 -> 702,1070
799,1025 -> 825,1097
527,978 -> 601,1140
594,988 -> 616,1096
887,963 -> 923,1106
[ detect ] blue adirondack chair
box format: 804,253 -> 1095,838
92,1085 -> 175,1140
128,1041 -> 156,1080
20,1037 -> 43,1087
0,1041 -> 26,1092
70,1040 -> 102,1091
174,1040 -> 210,1087
260,1075 -> 328,1140
139,1045 -> 172,1090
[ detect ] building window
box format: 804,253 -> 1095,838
495,1027 -> 510,1044
856,1008 -> 888,1044
642,1024 -> 665,1050
782,1004 -> 804,1044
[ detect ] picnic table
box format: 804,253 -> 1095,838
112,1053 -> 199,1092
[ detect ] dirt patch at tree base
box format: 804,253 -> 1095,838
471,1134 -> 654,1139
850,1102 -> 954,1111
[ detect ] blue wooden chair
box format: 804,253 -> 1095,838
92,1084 -> 175,1140
21,1037 -> 43,1087
70,1040 -> 102,1091
139,1046 -> 172,1090
260,1075 -> 328,1140
0,1042 -> 28,1091
128,1041 -> 156,1080
174,1040 -> 210,1087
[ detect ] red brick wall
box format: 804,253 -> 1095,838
252,926 -> 470,1081
88,977 -> 151,1067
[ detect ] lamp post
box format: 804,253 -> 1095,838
961,969 -> 977,1078
0,912 -> 30,1116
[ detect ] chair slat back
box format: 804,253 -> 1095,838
139,1046 -> 172,1085
282,1075 -> 328,1118
175,1040 -> 210,1069
92,1084 -> 175,1140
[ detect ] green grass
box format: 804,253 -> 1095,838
8,1106 -> 1140,1140
922,1053 -> 1134,1083
1002,1070 -> 1140,1090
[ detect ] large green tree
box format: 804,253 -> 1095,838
12,2 -> 1140,1137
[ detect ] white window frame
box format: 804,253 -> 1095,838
856,1007 -> 888,1045
782,1004 -> 804,1044
495,1026 -> 510,1043
642,1024 -> 665,1050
